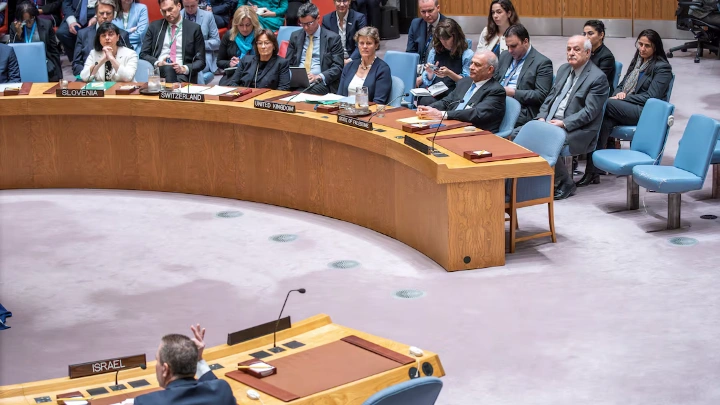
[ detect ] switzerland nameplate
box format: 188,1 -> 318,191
159,92 -> 205,102
254,100 -> 296,113
337,115 -> 373,131
69,353 -> 147,379
56,89 -> 104,97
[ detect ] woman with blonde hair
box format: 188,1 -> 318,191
218,5 -> 261,84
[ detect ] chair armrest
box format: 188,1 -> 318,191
678,1 -> 703,6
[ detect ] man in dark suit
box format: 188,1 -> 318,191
417,50 -> 506,133
286,2 -> 344,95
134,324 -> 236,405
140,0 -> 206,83
57,0 -> 98,60
494,24 -> 553,127
0,44 -> 21,84
205,0 -> 235,29
71,0 -> 131,76
406,0 -> 445,79
321,0 -> 366,64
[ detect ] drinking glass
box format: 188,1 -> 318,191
355,86 -> 369,112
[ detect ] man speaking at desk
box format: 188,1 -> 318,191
416,50 -> 506,133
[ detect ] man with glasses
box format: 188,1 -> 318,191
406,0 -> 445,85
72,0 -> 131,76
181,0 -> 220,84
286,2 -> 344,94
321,0 -> 366,65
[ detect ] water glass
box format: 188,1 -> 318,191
59,79 -> 68,89
159,78 -> 166,90
355,86 -> 369,112
148,74 -> 161,92
375,104 -> 386,118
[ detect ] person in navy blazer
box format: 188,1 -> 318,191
320,0 -> 366,63
72,0 -> 131,76
0,44 -> 21,84
133,324 -> 236,405
405,0 -> 445,66
228,29 -> 290,89
337,26 -> 391,104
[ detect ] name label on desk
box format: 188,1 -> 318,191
254,100 -> 296,113
69,354 -> 146,379
160,92 -> 205,102
337,115 -> 373,131
56,89 -> 104,98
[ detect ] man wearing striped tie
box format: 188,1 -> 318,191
416,50 -> 506,134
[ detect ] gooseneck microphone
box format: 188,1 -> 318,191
268,288 -> 306,353
285,80 -> 318,104
187,52 -> 202,92
367,92 -> 409,123
88,61 -> 99,82
109,363 -> 147,391
429,98 -> 465,154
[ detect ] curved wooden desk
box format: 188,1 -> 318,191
0,84 -> 551,271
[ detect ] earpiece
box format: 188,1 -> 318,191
247,389 -> 260,400
409,346 -> 423,378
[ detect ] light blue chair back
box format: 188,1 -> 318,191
384,50 -> 419,106
361,377 -> 443,405
613,61 -> 622,89
511,120 -> 566,202
674,114 -> 720,180
496,96 -> 521,138
8,42 -> 48,82
630,98 -> 674,161
389,75 -> 405,107
466,38 -> 472,49
134,59 -> 154,82
277,26 -> 302,45
665,73 -> 675,102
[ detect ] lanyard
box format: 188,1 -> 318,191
23,23 -> 37,44
502,50 -> 529,86
168,22 -> 182,46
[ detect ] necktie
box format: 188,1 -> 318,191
78,0 -> 88,26
169,25 -> 177,63
188,13 -> 196,22
304,34 -> 313,72
455,82 -> 477,111
546,71 -> 575,120
104,61 -> 112,81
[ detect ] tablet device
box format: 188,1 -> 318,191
290,67 -> 311,88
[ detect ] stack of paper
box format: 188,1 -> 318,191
0,83 -> 22,92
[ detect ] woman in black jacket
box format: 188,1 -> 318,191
228,29 -> 289,90
10,1 -> 62,81
583,19 -> 615,96
218,6 -> 260,85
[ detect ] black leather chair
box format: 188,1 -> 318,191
667,1 -> 720,63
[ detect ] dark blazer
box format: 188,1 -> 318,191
208,0 -> 235,27
38,0 -> 63,27
590,43 -> 616,95
0,44 -> 21,84
228,54 -> 290,89
537,62 -> 609,155
338,57 -> 392,104
134,372 -> 235,405
405,14 -> 446,62
217,30 -> 254,83
429,77 -> 506,133
62,0 -> 86,23
285,27 -> 344,93
493,46 -> 553,127
10,19 -> 62,81
320,9 -> 366,60
140,19 -> 207,83
72,24 -> 132,76
613,58 -> 672,106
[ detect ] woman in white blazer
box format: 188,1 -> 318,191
81,22 -> 138,82
113,0 -> 149,53
476,0 -> 519,57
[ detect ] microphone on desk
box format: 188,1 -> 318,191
88,61 -> 99,82
367,93 -> 409,122
187,52 -> 202,93
429,98 -> 465,155
268,288 -> 306,353
285,79 -> 318,105
109,363 -> 147,391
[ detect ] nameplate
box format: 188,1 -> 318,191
159,91 -> 205,102
227,316 -> 291,346
69,354 -> 146,379
55,89 -> 104,98
254,100 -> 296,113
337,115 -> 373,131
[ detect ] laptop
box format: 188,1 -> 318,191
290,67 -> 311,88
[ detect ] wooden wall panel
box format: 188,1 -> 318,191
442,0 -> 676,20
563,0 -> 632,19
442,0 -> 562,17
634,0 -> 676,20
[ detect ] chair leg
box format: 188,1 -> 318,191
548,201 -> 557,243
509,208 -> 517,253
627,175 -> 639,210
667,193 -> 681,230
712,164 -> 719,199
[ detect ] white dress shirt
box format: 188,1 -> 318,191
157,21 -> 188,73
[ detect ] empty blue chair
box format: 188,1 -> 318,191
507,120 -> 566,253
496,96 -> 521,138
389,75 -> 405,107
611,73 -> 675,142
361,377 -> 443,405
593,99 -> 674,210
277,26 -> 302,45
134,59 -> 154,82
712,139 -> 720,198
384,50 -> 419,106
613,61 -> 623,89
633,114 -> 720,230
8,42 -> 48,82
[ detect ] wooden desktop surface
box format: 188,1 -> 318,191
0,83 -> 552,271
0,314 -> 445,405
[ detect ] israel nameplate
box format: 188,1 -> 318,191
68,353 -> 147,379
254,100 -> 296,113
337,115 -> 373,131
159,91 -> 205,102
56,89 -> 104,97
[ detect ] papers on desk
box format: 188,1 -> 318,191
174,85 -> 238,95
397,116 -> 440,125
0,83 -> 22,92
279,93 -> 346,103
84,81 -> 115,90
175,85 -> 211,94
256,7 -> 269,15
200,85 -> 237,95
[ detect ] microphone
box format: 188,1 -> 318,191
88,61 -> 99,82
109,363 -> 147,391
367,92 -> 409,122
268,288 -> 306,353
187,52 -> 202,92
285,79 -> 318,104
429,98 -> 465,155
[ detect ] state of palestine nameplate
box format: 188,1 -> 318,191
337,114 -> 373,131
56,89 -> 104,97
254,99 -> 296,113
159,91 -> 205,102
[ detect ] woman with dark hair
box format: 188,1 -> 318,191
80,22 -> 138,82
579,29 -> 673,187
583,19 -> 616,95
227,29 -> 289,89
218,6 -> 261,85
476,0 -> 519,57
10,1 -> 62,81
417,18 -> 473,105
113,0 -> 149,53
337,26 -> 391,104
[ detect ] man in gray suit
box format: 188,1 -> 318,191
494,24 -> 553,127
182,0 -> 220,84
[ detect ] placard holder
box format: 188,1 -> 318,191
401,123 -> 430,133
3,88 -> 20,96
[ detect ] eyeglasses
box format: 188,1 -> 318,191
256,41 -> 273,47
298,19 -> 316,27
334,0 -> 350,3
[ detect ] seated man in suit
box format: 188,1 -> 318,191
286,2 -> 344,95
321,0 -> 366,65
132,324 -> 236,405
181,0 -> 220,84
72,0 -> 131,77
494,24 -> 553,127
206,0 -> 235,29
0,43 -> 21,84
416,50 -> 506,133
406,0 -> 445,85
140,0 -> 206,83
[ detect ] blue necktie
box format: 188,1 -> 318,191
78,0 -> 88,26
455,83 -> 476,111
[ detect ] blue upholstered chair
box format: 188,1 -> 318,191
711,140 -> 720,198
8,43 -> 48,82
496,96 -> 521,138
134,59 -> 154,82
612,73 -> 675,143
592,99 -> 675,210
633,114 -> 720,230
613,61 -> 623,89
361,377 -> 443,405
389,75 -> 405,107
277,26 -> 302,44
384,50 -> 419,106
506,120 -> 566,253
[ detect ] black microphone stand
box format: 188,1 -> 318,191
268,288 -> 306,353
